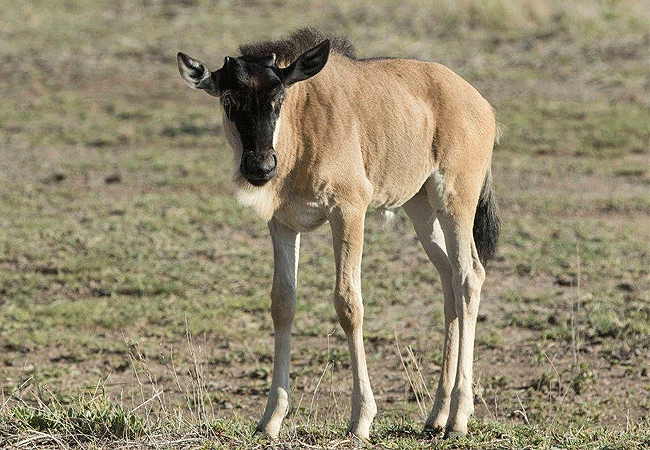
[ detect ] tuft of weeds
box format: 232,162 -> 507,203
394,332 -> 433,421
3,387 -> 149,447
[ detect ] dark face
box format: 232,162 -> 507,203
219,56 -> 285,186
177,39 -> 330,187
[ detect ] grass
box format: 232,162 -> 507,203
1,0 -> 649,448
4,351 -> 650,449
3,389 -> 650,448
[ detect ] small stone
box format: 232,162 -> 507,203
42,172 -> 66,184
105,174 -> 122,184
555,275 -> 573,287
616,282 -> 635,292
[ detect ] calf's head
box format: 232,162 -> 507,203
177,40 -> 330,186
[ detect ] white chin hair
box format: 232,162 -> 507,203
234,181 -> 276,222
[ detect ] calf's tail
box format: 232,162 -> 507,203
473,170 -> 501,264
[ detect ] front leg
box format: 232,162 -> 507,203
329,205 -> 377,440
255,218 -> 300,439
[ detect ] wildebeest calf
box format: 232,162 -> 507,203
177,28 -> 501,440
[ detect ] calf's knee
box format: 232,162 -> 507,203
333,288 -> 363,334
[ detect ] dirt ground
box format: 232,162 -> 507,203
1,0 -> 649,440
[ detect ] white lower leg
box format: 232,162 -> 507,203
333,287 -> 376,440
446,259 -> 484,435
346,328 -> 377,439
446,319 -> 477,435
426,276 -> 458,431
256,326 -> 292,438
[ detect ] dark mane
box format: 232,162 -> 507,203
238,28 -> 357,64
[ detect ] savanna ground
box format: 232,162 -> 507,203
1,0 -> 649,448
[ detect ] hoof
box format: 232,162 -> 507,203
422,425 -> 444,438
347,432 -> 371,446
346,430 -> 371,443
254,423 -> 279,440
443,429 -> 466,440
346,424 -> 371,443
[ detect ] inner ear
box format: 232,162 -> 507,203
177,52 -> 220,96
281,40 -> 330,87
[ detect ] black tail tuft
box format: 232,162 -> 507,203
473,171 -> 502,264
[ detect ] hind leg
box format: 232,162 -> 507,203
437,208 -> 485,437
417,105 -> 495,436
403,190 -> 458,433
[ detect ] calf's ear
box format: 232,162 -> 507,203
177,52 -> 220,96
280,40 -> 330,87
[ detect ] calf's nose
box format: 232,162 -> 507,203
243,151 -> 277,179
